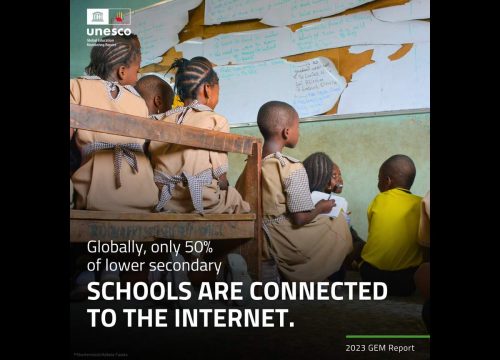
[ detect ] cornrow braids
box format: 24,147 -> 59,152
168,57 -> 219,102
303,152 -> 334,192
85,34 -> 141,81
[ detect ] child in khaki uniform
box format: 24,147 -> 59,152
149,57 -> 249,214
238,101 -> 352,282
70,34 -> 158,213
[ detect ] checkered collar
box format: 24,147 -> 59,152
263,152 -> 301,167
78,75 -> 142,97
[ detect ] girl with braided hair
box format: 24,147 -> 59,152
303,152 -> 365,272
303,152 -> 336,195
70,34 -> 158,212
149,57 -> 250,214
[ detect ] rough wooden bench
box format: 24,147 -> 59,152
70,103 -> 263,280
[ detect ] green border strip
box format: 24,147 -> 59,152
346,335 -> 430,339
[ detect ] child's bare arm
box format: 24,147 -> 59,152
290,199 -> 335,227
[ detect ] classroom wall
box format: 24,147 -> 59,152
228,111 -> 430,240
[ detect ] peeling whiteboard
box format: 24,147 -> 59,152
372,0 -> 430,22
177,11 -> 430,65
337,43 -> 430,114
216,57 -> 346,123
205,0 -> 375,26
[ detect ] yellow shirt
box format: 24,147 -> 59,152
361,188 -> 423,270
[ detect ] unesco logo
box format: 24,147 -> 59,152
87,8 -> 131,25
86,8 -> 133,37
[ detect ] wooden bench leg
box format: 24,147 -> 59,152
239,142 -> 262,281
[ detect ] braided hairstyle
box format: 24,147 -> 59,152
303,152 -> 334,192
85,34 -> 141,81
167,57 -> 219,102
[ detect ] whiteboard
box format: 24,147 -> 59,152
205,0 -> 375,26
372,0 -> 430,22
154,43 -> 430,124
337,43 -> 430,114
177,11 -> 430,65
217,57 -> 346,123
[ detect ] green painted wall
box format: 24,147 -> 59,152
70,0 -> 159,78
228,112 -> 430,240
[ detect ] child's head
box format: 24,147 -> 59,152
331,163 -> 344,193
167,57 -> 219,109
135,75 -> 174,115
85,34 -> 141,86
378,154 -> 416,192
303,152 -> 334,192
303,152 -> 344,193
257,101 -> 299,148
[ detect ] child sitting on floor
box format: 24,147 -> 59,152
238,101 -> 352,282
303,152 -> 365,274
360,154 -> 423,296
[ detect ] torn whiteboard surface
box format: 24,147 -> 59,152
205,0 -> 375,26
372,0 -> 430,22
177,11 -> 430,65
292,57 -> 346,118
216,57 -> 346,123
337,42 -> 430,114
126,0 -> 202,67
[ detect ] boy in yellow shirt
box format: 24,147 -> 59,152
360,154 -> 423,296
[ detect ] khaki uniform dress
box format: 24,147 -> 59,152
149,101 -> 250,214
70,77 -> 158,212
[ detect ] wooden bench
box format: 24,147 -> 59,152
70,104 -> 263,280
